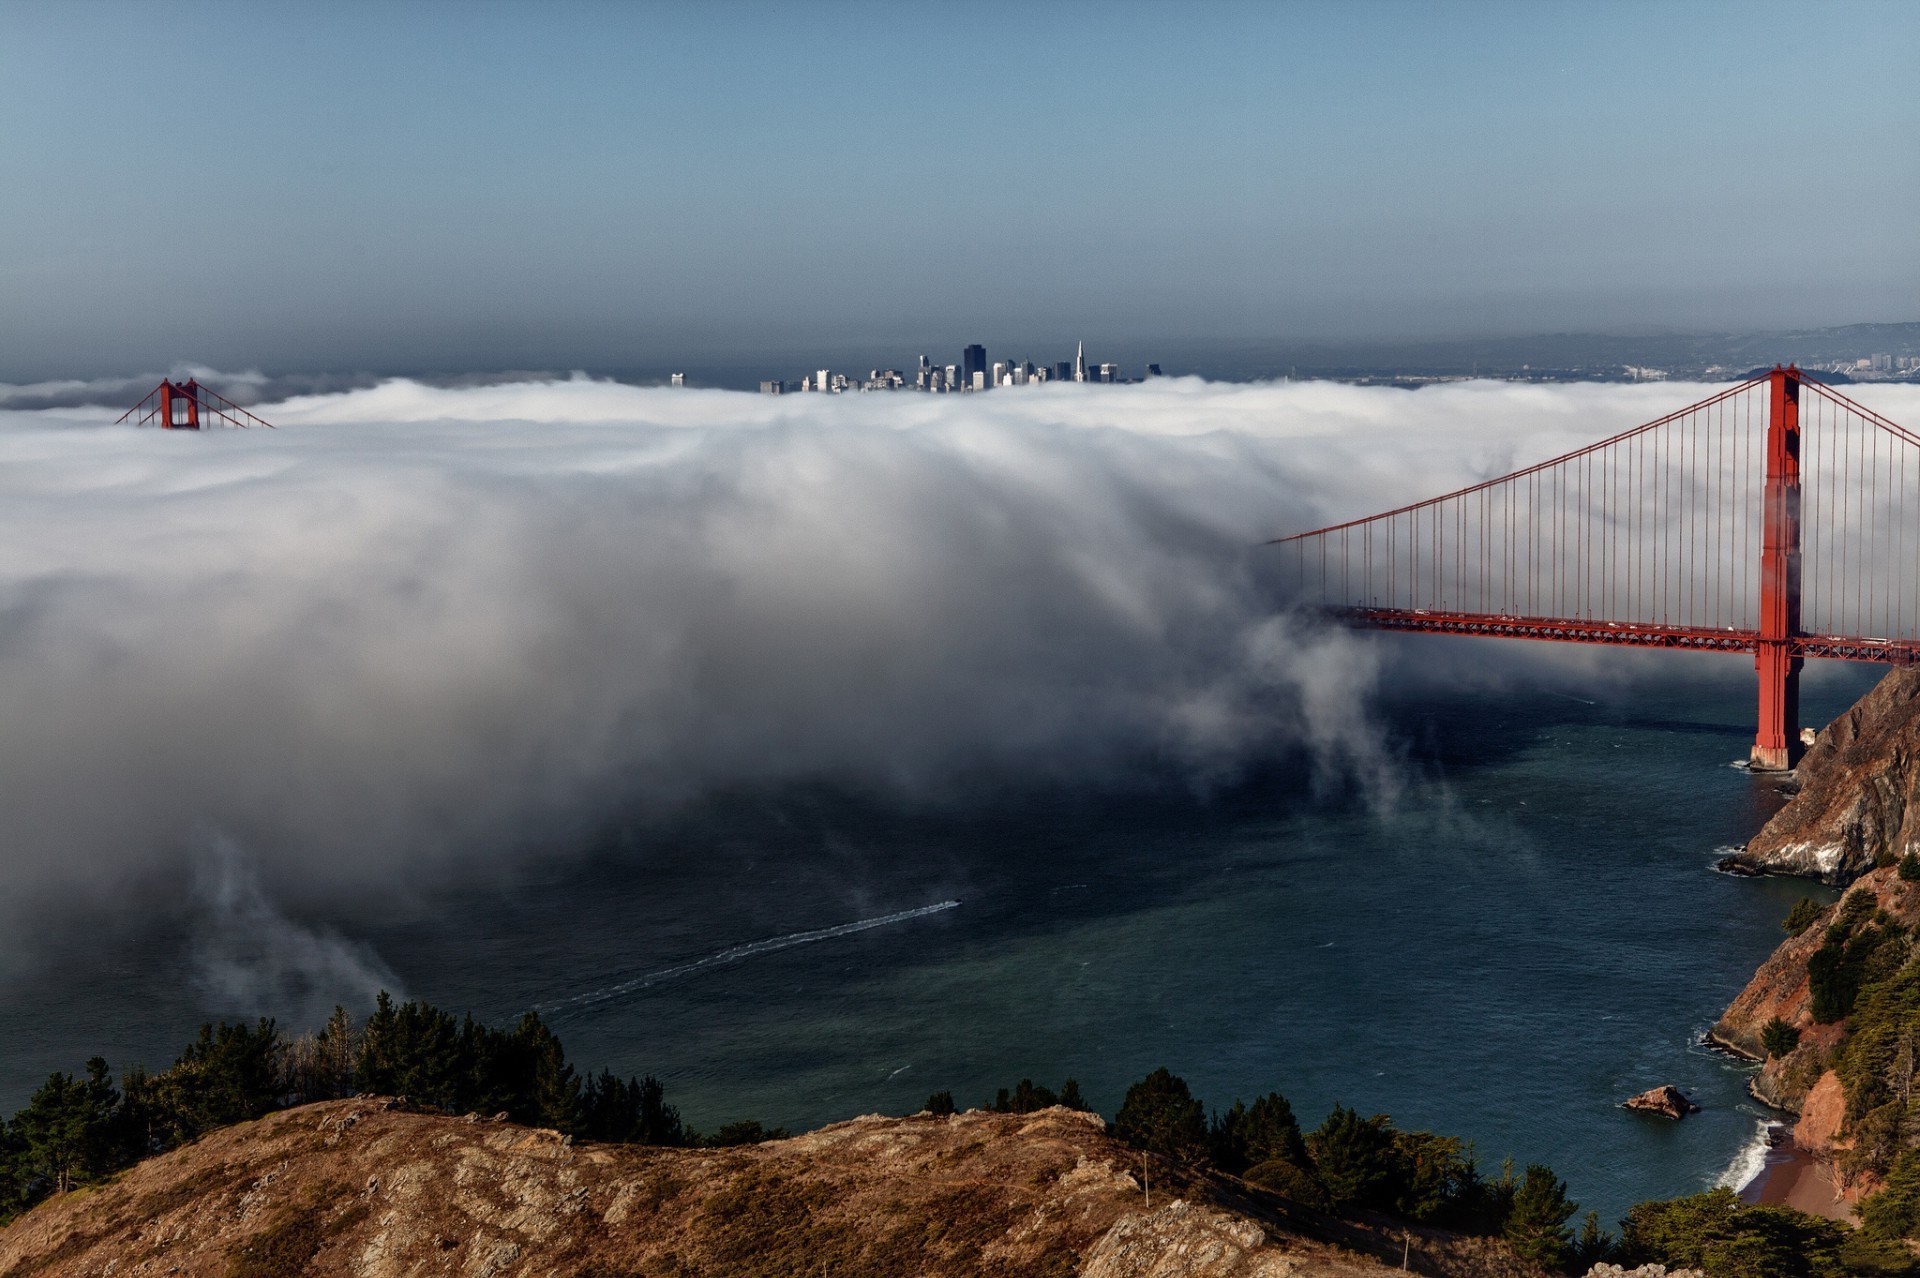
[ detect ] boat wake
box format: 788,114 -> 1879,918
537,900 -> 961,1017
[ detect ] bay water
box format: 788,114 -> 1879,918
0,654 -> 1879,1229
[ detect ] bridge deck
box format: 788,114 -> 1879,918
1327,608 -> 1920,666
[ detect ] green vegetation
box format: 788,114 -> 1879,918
1106,1066 -> 1575,1266
986,1077 -> 1090,1115
1900,852 -> 1920,883
0,993 -> 783,1228
1617,1188 -> 1854,1277
1787,897 -> 1831,937
1112,1067 -> 1208,1163
1809,889 -> 1904,1023
1763,1016 -> 1802,1057
1504,1164 -> 1577,1270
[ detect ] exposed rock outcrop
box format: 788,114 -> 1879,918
1721,668 -> 1920,884
0,1099 -> 1545,1277
1621,1086 -> 1699,1120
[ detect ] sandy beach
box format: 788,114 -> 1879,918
1738,1125 -> 1856,1223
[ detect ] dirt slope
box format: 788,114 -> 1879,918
0,1099 -> 1542,1277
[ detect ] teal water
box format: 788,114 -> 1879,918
0,656 -> 1878,1229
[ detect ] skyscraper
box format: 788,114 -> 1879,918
962,344 -> 987,390
1073,341 -> 1086,383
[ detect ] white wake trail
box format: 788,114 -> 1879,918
539,899 -> 961,1016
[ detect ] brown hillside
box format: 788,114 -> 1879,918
0,1099 -> 1545,1278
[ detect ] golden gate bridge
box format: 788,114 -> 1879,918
1273,367 -> 1920,772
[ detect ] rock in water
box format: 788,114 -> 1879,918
1722,667 -> 1920,885
1623,1085 -> 1699,1119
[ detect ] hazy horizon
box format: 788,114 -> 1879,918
3,0 -> 1916,379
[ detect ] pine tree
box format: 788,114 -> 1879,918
1113,1068 -> 1209,1164
1504,1163 -> 1576,1270
1307,1106 -> 1397,1209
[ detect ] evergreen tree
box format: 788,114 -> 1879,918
1782,897 -> 1826,936
511,1012 -> 581,1132
1387,1130 -> 1478,1224
992,1079 -> 1059,1114
1761,1016 -> 1800,1058
1571,1209 -> 1616,1269
1057,1079 -> 1089,1112
1503,1163 -> 1576,1271
1210,1092 -> 1309,1176
355,994 -> 468,1112
922,1090 -> 956,1117
579,1071 -> 687,1146
1113,1068 -> 1209,1164
13,1059 -> 119,1194
1306,1106 -> 1397,1210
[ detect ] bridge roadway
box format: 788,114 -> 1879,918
1326,607 -> 1920,667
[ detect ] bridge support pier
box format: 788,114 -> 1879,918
1750,366 -> 1804,772
1752,644 -> 1802,772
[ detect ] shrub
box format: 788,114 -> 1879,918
1245,1157 -> 1327,1208
1902,853 -> 1920,883
1762,1016 -> 1801,1058
923,1090 -> 956,1117
704,1120 -> 789,1147
1113,1068 -> 1208,1163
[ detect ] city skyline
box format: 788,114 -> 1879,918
757,340 -> 1160,394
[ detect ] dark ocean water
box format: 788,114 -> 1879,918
0,654 -> 1880,1229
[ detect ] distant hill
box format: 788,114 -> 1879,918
1156,321 -> 1920,384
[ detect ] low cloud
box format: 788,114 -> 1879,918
3,374 -> 1913,999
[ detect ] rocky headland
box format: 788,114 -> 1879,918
1720,668 -> 1920,885
1712,666 -> 1920,1211
0,1098 -> 1549,1278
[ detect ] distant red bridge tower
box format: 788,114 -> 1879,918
116,378 -> 274,431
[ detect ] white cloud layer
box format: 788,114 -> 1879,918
4,374 -> 1917,979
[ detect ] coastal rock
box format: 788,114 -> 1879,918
1721,667 -> 1920,885
1622,1086 -> 1699,1120
1583,1266 -> 1706,1278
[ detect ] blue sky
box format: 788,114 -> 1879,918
2,0 -> 1915,376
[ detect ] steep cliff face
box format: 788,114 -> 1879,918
0,1099 -> 1540,1278
1723,668 -> 1920,885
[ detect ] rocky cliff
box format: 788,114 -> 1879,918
1722,667 -> 1920,884
0,1099 -> 1543,1278
1711,865 -> 1915,1111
